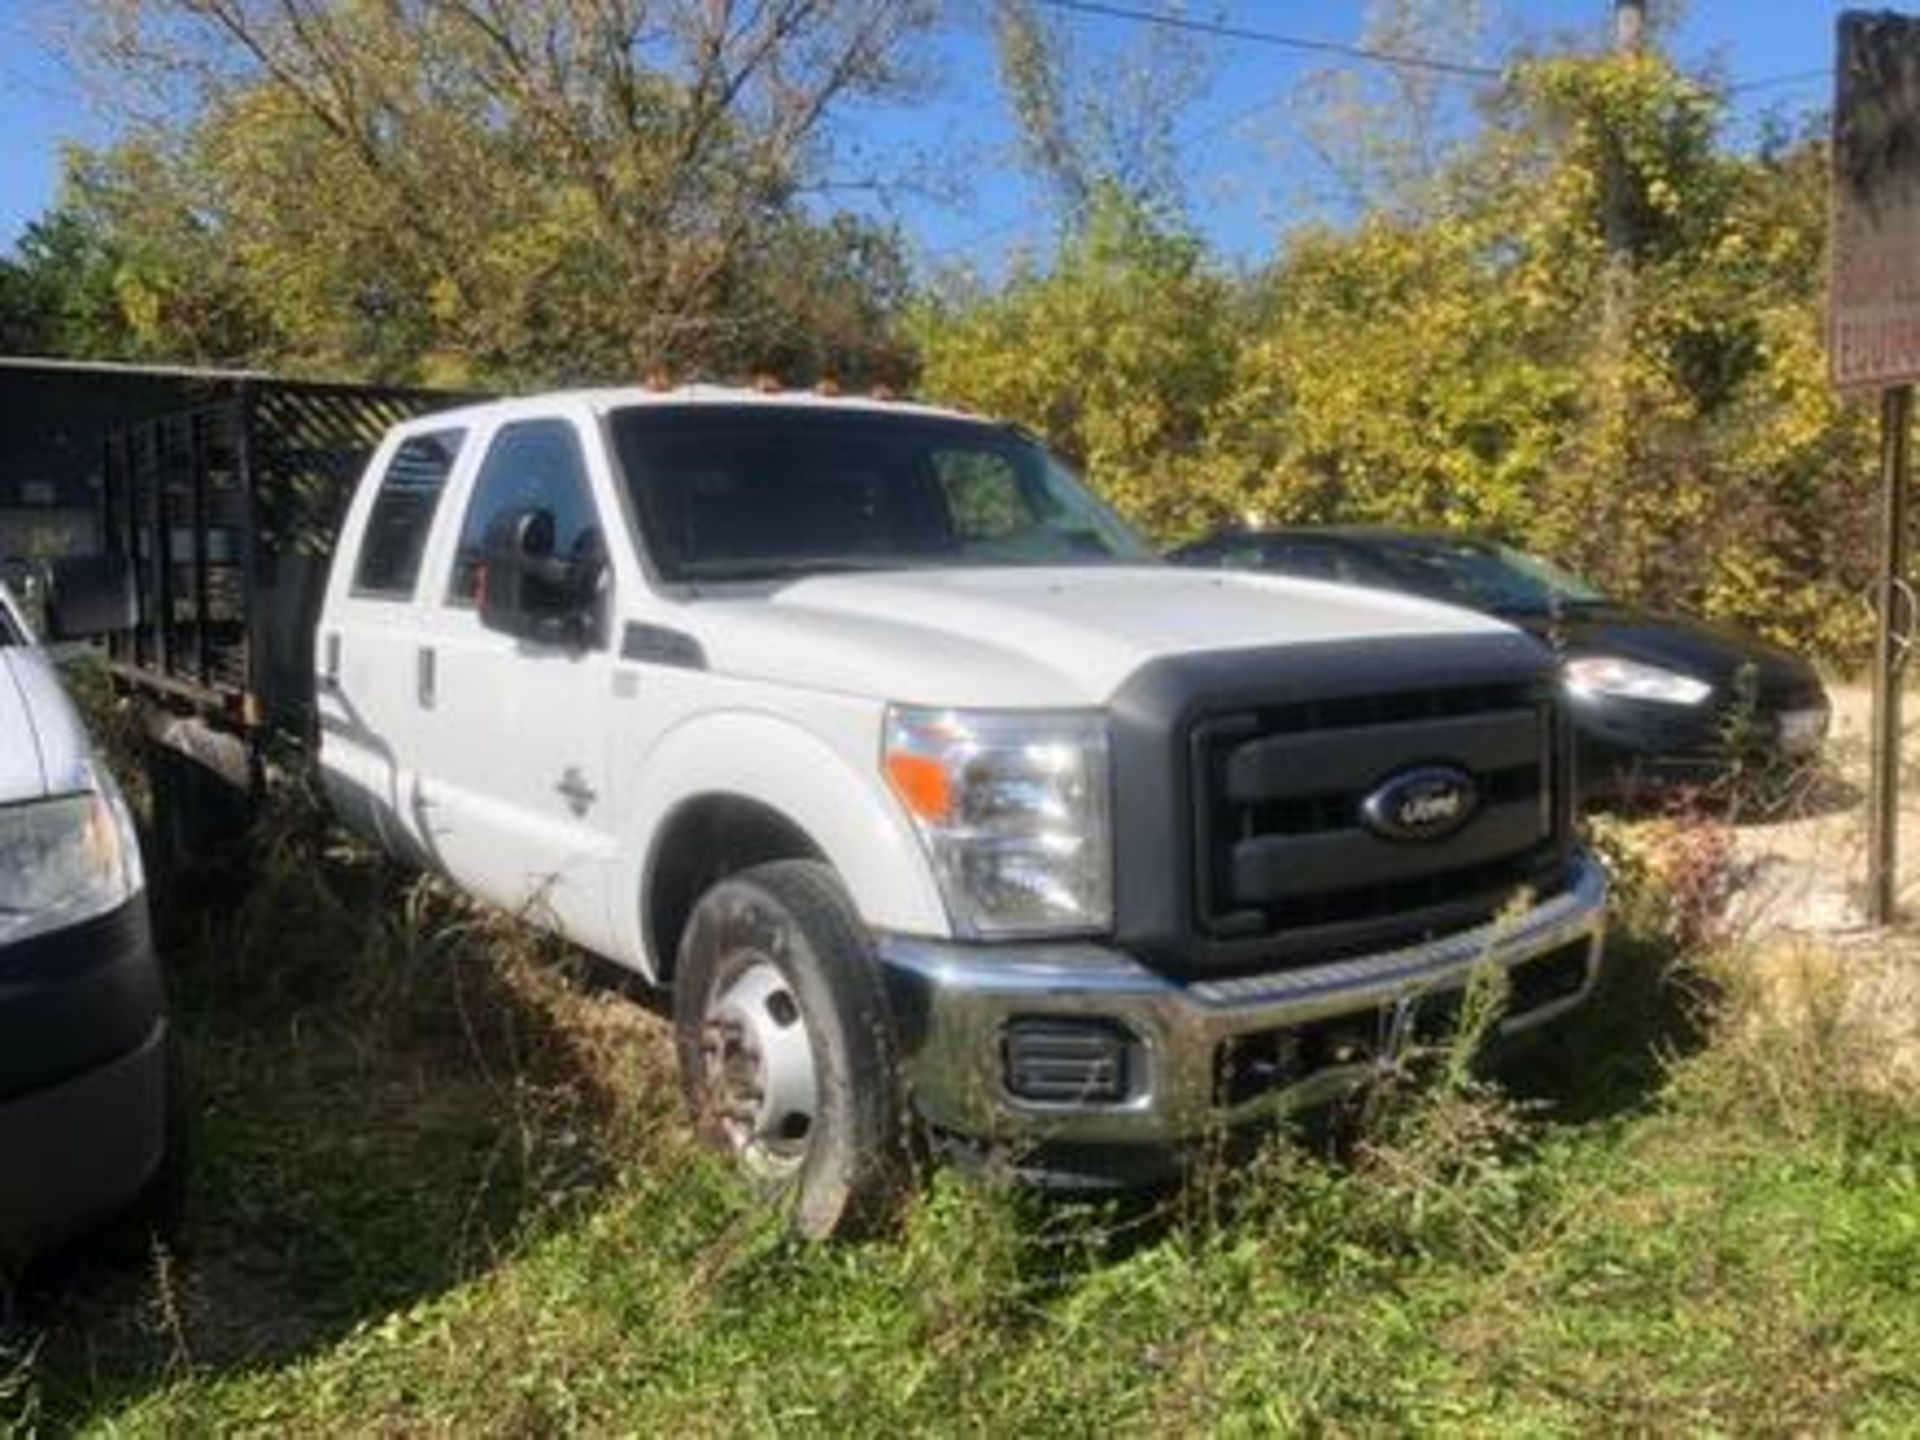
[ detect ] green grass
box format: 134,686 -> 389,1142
4,787 -> 1917,1436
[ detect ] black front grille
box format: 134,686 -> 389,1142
1106,631 -> 1570,979
1190,681 -> 1567,968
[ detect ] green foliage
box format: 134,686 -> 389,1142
914,191 -> 1239,540
0,198 -> 155,360
918,54 -> 1878,667
35,0 -> 930,388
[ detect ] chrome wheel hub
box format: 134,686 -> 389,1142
701,957 -> 819,1178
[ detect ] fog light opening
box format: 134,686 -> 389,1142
1507,941 -> 1591,1017
1002,1018 -> 1135,1105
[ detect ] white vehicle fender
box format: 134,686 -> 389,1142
617,708 -> 948,974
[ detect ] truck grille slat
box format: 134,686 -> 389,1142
1240,760 -> 1542,838
1229,797 -> 1545,901
1224,705 -> 1542,801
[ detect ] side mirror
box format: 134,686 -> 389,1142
45,554 -> 136,641
477,507 -> 599,645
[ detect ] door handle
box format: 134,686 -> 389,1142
416,645 -> 436,709
319,632 -> 341,691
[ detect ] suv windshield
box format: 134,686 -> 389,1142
609,405 -> 1155,583
1370,537 -> 1608,617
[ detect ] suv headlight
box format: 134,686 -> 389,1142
883,706 -> 1111,938
1564,656 -> 1712,706
0,770 -> 143,947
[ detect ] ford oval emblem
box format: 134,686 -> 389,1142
1360,766 -> 1479,842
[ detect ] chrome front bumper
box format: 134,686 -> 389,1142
877,851 -> 1607,1151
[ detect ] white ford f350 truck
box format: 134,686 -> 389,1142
84,384 -> 1609,1237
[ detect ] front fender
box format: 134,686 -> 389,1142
616,708 -> 949,975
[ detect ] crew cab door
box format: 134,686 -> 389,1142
315,425 -> 469,863
407,414 -> 622,954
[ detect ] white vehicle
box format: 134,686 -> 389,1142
101,386 -> 1609,1237
0,579 -> 168,1267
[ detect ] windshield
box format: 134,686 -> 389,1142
608,405 -> 1156,583
1370,537 -> 1608,616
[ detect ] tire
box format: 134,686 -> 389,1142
673,860 -> 911,1239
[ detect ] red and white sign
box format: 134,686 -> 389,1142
1832,12 -> 1920,390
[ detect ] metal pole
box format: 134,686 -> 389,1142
1868,383 -> 1911,927
1614,0 -> 1646,54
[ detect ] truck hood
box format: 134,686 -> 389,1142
679,565 -> 1514,708
0,646 -> 92,803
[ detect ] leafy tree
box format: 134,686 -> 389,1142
914,191 -> 1237,539
0,251 -> 57,355
988,0 -> 1208,232
60,0 -> 934,385
1287,0 -> 1496,220
0,200 -> 151,359
921,48 -> 1876,663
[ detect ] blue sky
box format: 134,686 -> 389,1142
0,0 -> 1857,274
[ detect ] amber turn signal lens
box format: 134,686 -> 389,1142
885,751 -> 953,823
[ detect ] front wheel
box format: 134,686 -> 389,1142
672,860 -> 911,1239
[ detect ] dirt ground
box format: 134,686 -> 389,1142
1720,682 -> 1920,936
1707,682 -> 1920,1100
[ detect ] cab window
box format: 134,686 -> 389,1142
448,420 -> 600,605
351,429 -> 464,598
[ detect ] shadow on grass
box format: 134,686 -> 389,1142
9,824 -> 676,1433
1490,923 -> 1712,1125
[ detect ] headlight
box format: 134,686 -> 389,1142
0,771 -> 143,947
1563,656 -> 1712,706
883,706 -> 1111,938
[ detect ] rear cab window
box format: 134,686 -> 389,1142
351,429 -> 466,599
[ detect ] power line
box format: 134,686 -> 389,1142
1037,2 -> 1835,104
1724,67 -> 1832,97
1030,0 -> 1502,82
941,14 -> 1837,257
